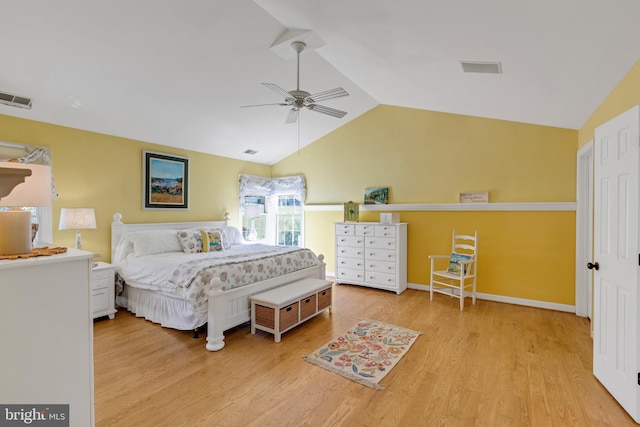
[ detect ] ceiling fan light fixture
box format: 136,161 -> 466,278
242,40 -> 349,124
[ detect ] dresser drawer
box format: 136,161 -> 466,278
375,225 -> 397,237
337,246 -> 365,259
337,267 -> 365,282
366,248 -> 396,262
336,257 -> 364,270
93,269 -> 112,281
366,271 -> 397,288
92,288 -> 110,312
336,224 -> 356,235
366,237 -> 396,250
355,224 -> 375,236
92,278 -> 110,291
366,260 -> 396,274
336,235 -> 364,248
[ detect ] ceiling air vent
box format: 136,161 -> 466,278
0,91 -> 32,109
244,149 -> 258,155
460,61 -> 502,74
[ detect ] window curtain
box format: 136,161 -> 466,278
238,174 -> 306,212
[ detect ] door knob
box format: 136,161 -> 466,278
587,262 -> 600,271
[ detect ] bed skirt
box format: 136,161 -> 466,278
116,285 -> 206,330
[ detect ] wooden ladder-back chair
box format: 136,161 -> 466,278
429,230 -> 478,310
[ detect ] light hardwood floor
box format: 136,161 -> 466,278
94,284 -> 636,427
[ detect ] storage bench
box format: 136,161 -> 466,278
250,278 -> 333,342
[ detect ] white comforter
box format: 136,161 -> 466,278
116,243 -> 320,320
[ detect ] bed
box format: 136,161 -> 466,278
110,213 -> 326,351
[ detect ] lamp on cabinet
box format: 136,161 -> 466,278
59,208 -> 97,250
244,204 -> 260,241
0,162 -> 52,256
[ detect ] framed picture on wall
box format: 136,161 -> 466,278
364,187 -> 389,205
143,151 -> 189,210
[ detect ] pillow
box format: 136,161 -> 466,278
130,230 -> 183,257
176,228 -> 226,253
222,226 -> 243,246
200,229 -> 224,252
113,235 -> 136,265
176,229 -> 203,253
447,253 -> 473,275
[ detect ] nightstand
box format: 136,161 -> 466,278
92,261 -> 117,320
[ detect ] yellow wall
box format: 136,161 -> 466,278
1,103 -> 580,306
275,106 -> 578,305
275,105 -> 577,203
579,58 -> 640,147
0,114 -> 270,262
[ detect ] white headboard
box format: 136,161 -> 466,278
110,212 -> 229,263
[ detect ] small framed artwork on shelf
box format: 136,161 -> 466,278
344,201 -> 359,222
459,191 -> 489,203
364,187 -> 389,205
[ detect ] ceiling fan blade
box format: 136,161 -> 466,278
285,108 -> 299,124
306,87 -> 349,103
240,102 -> 289,108
262,83 -> 293,100
307,104 -> 347,119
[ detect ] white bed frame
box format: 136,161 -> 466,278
110,213 -> 326,351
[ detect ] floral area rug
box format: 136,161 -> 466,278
303,319 -> 422,390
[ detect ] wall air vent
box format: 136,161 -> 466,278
460,61 -> 502,74
0,91 -> 32,109
244,149 -> 258,155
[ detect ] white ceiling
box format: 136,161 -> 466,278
1,1 -> 639,165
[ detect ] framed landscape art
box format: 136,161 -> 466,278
364,187 -> 389,205
143,151 -> 189,210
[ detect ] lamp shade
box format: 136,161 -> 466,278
59,208 -> 97,230
244,204 -> 261,219
0,162 -> 52,207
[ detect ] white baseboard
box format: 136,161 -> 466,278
407,283 -> 576,313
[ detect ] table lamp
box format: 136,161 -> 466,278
0,162 -> 52,255
244,204 -> 260,241
59,208 -> 97,250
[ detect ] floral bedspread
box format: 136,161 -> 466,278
166,246 -> 319,320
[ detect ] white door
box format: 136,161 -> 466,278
592,104 -> 640,422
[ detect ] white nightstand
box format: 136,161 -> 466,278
92,261 -> 117,320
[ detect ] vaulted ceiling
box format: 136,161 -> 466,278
1,1 -> 639,165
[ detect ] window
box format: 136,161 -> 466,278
0,144 -> 55,244
239,174 -> 306,247
276,195 -> 302,246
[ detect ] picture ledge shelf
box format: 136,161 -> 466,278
304,202 -> 576,212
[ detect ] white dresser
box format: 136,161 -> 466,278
335,222 -> 408,294
0,248 -> 95,426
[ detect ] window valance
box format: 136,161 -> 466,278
238,174 -> 306,209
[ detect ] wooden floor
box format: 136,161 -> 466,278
94,284 -> 636,427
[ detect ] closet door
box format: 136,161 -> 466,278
592,105 -> 640,423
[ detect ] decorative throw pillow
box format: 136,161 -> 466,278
200,229 -> 225,252
447,253 -> 473,275
176,230 -> 203,253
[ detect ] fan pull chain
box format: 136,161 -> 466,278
297,113 -> 301,156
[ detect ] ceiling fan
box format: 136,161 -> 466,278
242,41 -> 348,124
